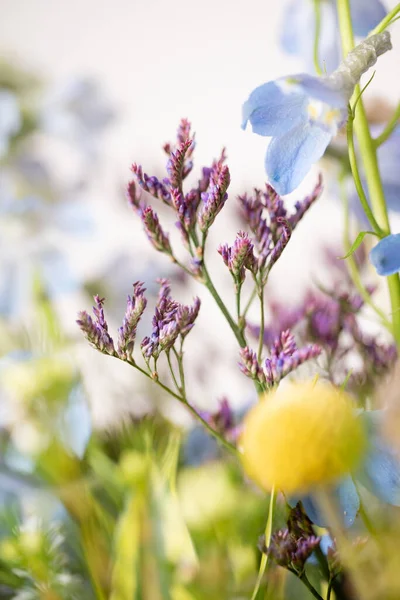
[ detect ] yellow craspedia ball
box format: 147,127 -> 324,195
240,380 -> 366,493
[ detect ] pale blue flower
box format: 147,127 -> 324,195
370,234 -> 400,276
242,74 -> 348,195
0,90 -> 21,158
243,32 -> 392,195
281,0 -> 387,74
294,410 -> 400,528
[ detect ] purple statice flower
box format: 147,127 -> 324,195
166,139 -> 194,188
198,164 -> 230,232
239,330 -> 321,387
218,231 -> 258,285
139,206 -> 173,255
238,179 -> 322,272
280,0 -> 387,74
131,163 -> 172,206
370,234 -> 400,276
116,282 -> 147,361
242,33 -> 392,195
259,502 -> 320,573
77,295 -> 115,355
141,279 -> 200,360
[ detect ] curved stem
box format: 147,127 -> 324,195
250,487 -> 276,600
257,285 -> 265,363
370,3 -> 400,35
299,572 -> 324,600
337,0 -> 400,349
346,110 -> 383,236
374,101 -> 400,147
313,0 -> 323,75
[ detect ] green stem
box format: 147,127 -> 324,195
299,572 -> 324,600
313,0 -> 323,75
250,487 -> 276,600
370,3 -> 400,35
166,351 -> 182,393
374,101 -> 400,147
123,357 -> 237,455
339,170 -> 393,331
346,110 -> 383,236
257,285 -> 265,363
337,0 -> 400,349
202,262 -> 247,348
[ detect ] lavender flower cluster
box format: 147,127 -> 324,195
77,279 -> 200,372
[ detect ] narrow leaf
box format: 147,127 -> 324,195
338,231 -> 378,260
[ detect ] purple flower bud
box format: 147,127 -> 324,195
218,231 -> 258,285
289,175 -> 323,229
176,297 -> 201,338
198,165 -> 230,232
238,347 -> 265,383
140,206 -> 173,254
116,282 -> 147,360
131,163 -> 172,205
126,179 -> 142,211
267,217 -> 291,271
166,139 -> 194,189
77,296 -> 115,355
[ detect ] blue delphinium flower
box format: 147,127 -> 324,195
370,234 -> 400,276
294,410 -> 400,528
281,0 -> 387,74
242,32 -> 392,196
0,90 -> 21,158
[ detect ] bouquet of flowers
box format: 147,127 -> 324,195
2,1 -> 400,599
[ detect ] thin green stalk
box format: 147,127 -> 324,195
298,572 -> 324,600
313,0 -> 323,75
370,2 -> 400,35
202,262 -> 247,348
346,110 -> 383,236
257,285 -> 265,362
374,101 -> 400,147
242,286 -> 258,319
339,171 -> 393,331
250,487 -> 276,600
166,351 -> 182,393
124,357 -> 237,455
337,0 -> 400,348
236,282 -> 242,322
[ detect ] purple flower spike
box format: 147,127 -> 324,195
141,280 -> 201,360
140,206 -> 173,255
167,139 -> 194,188
117,282 -> 147,360
131,163 -> 172,206
218,231 -> 258,285
126,179 -> 142,211
77,296 -> 115,355
176,296 -> 201,338
289,175 -> 323,229
238,347 -> 265,383
239,331 -> 321,387
267,217 -> 292,271
198,165 -> 230,232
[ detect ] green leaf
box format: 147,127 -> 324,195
339,230 -> 378,260
110,492 -> 142,600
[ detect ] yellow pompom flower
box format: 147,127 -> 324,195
240,380 -> 366,494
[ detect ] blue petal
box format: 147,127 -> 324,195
377,127 -> 400,188
351,0 -> 387,37
370,234 -> 400,276
265,121 -> 331,195
291,477 -> 359,528
242,81 -> 308,137
293,74 -> 348,108
358,410 -> 400,505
